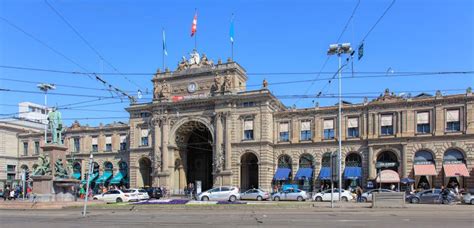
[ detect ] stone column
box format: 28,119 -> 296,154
153,118 -> 162,186
215,113 -> 223,171
224,113 -> 231,171
368,146 -> 375,179
161,118 -> 169,172
401,144 -> 408,178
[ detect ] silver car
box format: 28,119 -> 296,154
198,186 -> 240,202
272,188 -> 308,201
240,189 -> 270,201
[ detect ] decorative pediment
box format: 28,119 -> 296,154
371,88 -> 405,103
176,50 -> 214,72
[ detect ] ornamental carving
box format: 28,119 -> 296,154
176,50 -> 214,72
153,80 -> 171,100
372,88 -> 405,103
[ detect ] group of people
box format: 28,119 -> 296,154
2,185 -> 31,201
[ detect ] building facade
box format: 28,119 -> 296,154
12,54 -> 474,194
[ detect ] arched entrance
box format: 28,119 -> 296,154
272,155 -> 292,191
72,162 -> 81,180
376,151 -> 400,189
138,157 -> 152,188
175,121 -> 213,192
319,152 -> 332,189
344,153 -> 362,189
296,154 -> 314,192
241,152 -> 258,191
413,150 -> 436,189
443,149 -> 468,189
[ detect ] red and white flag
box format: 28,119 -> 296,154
191,11 -> 197,37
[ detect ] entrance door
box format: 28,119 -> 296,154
184,125 -> 213,191
241,152 -> 259,191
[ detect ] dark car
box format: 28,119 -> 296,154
144,187 -> 163,199
406,189 -> 455,204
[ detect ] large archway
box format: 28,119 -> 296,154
376,151 -> 400,189
138,157 -> 152,188
344,153 -> 362,189
241,152 -> 259,191
176,121 -> 214,192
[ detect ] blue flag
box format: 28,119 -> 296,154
229,14 -> 235,43
162,29 -> 168,56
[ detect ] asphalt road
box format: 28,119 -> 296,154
0,206 -> 473,228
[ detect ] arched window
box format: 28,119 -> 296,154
278,155 -> 292,168
299,154 -> 314,168
443,149 -> 464,164
345,153 -> 362,167
104,161 -> 113,171
414,150 -> 434,164
321,153 -> 332,167
92,162 -> 100,173
376,151 -> 399,172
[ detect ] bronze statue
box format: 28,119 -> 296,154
47,107 -> 63,144
54,159 -> 69,179
33,154 -> 51,176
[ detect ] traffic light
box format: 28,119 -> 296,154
25,170 -> 29,181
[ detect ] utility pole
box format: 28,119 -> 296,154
327,43 -> 352,201
37,83 -> 56,143
82,153 -> 94,217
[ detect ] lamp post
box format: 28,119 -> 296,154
37,83 -> 56,143
327,43 -> 352,201
82,153 -> 94,216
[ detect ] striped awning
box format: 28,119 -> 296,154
414,164 -> 437,176
443,164 -> 469,177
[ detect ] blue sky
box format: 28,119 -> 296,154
1,0 -> 473,126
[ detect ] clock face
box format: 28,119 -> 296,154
187,82 -> 197,93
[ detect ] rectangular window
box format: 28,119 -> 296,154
380,114 -> 394,135
243,119 -> 254,140
323,119 -> 335,139
279,122 -> 290,142
300,120 -> 312,141
416,111 -> 430,134
7,165 -> 16,173
347,117 -> 359,138
141,129 -> 149,146
92,136 -> 98,152
105,136 -> 112,151
73,138 -> 80,153
34,141 -> 40,155
120,135 -> 127,151
446,109 -> 460,132
23,142 -> 28,156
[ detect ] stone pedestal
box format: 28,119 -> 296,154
30,144 -> 80,202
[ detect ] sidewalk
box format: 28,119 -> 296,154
0,199 -> 104,209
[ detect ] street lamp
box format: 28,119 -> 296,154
37,83 -> 56,143
327,43 -> 352,201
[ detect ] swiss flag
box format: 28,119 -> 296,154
191,12 -> 197,37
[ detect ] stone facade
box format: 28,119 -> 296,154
11,56 -> 474,193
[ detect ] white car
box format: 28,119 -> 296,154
128,188 -> 150,201
272,189 -> 309,201
313,189 -> 353,202
95,189 -> 137,203
361,189 -> 395,202
198,186 -> 240,202
462,193 -> 474,204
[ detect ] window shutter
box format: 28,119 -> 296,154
446,109 -> 459,122
301,121 -> 311,131
141,129 -> 149,137
323,119 -> 334,129
417,112 -> 429,124
244,120 -> 253,130
348,117 -> 358,128
280,122 -> 289,132
92,137 -> 98,145
381,115 -> 393,126
120,135 -> 126,143
106,136 -> 112,144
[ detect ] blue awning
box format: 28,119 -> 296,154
273,168 -> 291,181
72,172 -> 81,180
295,168 -> 313,180
109,171 -> 126,184
344,166 -> 362,180
81,172 -> 99,184
319,167 -> 331,180
95,171 -> 113,184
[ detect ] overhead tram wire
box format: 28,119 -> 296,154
0,16 -> 135,102
293,0 -> 361,106
44,0 -> 144,91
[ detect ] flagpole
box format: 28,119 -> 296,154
231,41 -> 233,61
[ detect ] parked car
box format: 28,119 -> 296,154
128,188 -> 150,201
144,187 -> 163,199
93,189 -> 138,203
313,189 -> 353,202
198,186 -> 240,202
406,189 -> 455,204
462,193 -> 474,205
272,188 -> 308,201
361,189 -> 395,202
240,189 -> 270,201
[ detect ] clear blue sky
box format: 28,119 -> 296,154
1,0 -> 473,126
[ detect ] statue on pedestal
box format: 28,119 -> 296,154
33,154 -> 51,176
223,75 -> 233,91
47,107 -> 63,144
54,159 -> 69,179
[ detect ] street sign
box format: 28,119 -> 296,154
376,162 -> 397,169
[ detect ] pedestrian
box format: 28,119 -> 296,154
3,187 -> 10,201
10,188 -> 16,200
356,186 -> 363,203
79,185 -> 85,199
26,186 -> 32,199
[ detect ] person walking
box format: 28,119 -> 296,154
79,185 -> 85,199
3,187 -> 10,201
356,186 -> 363,203
9,188 -> 15,200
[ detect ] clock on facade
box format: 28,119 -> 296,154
187,82 -> 197,93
